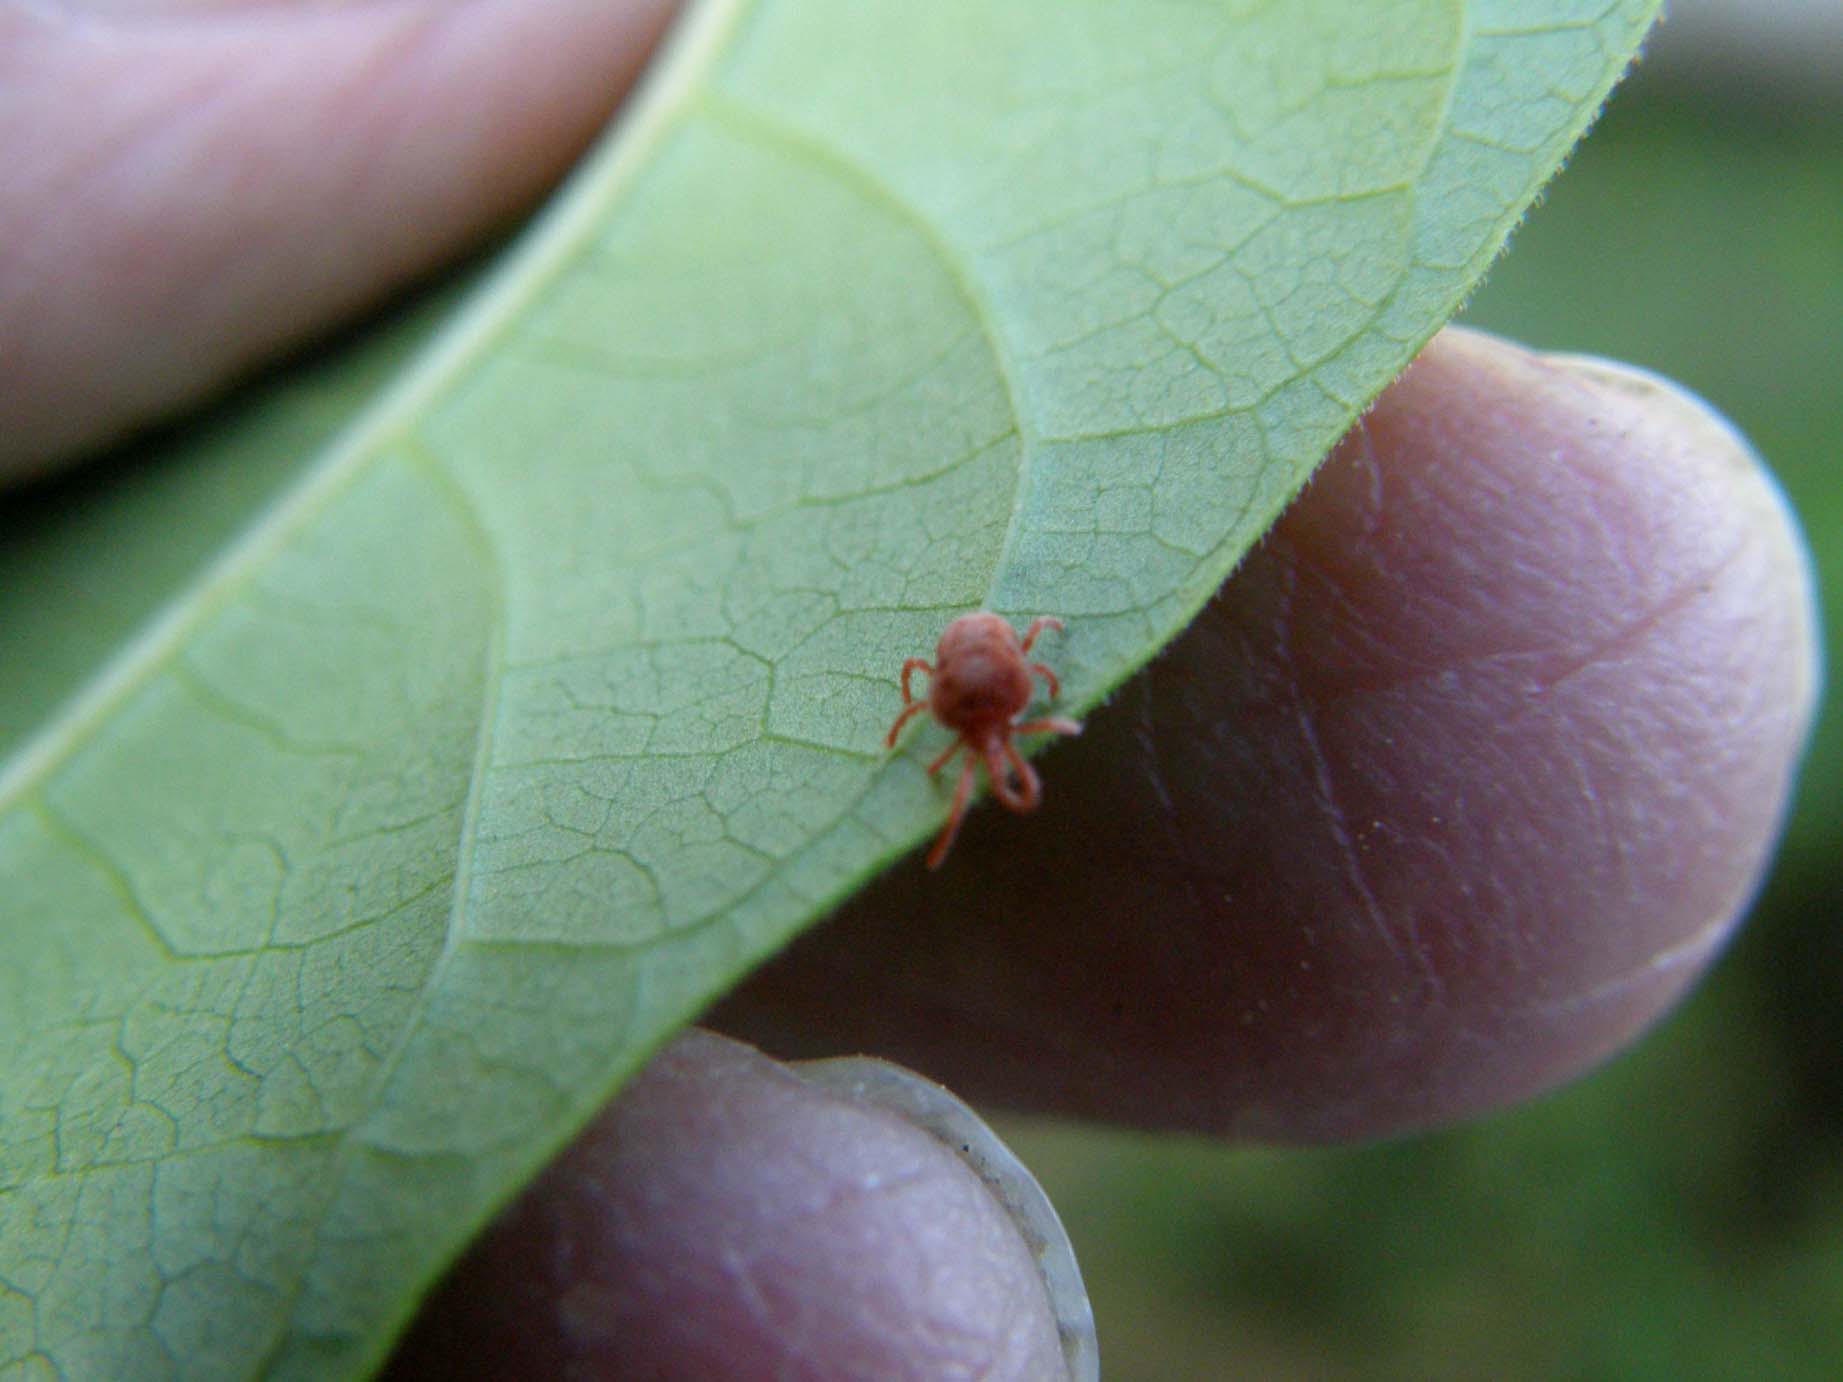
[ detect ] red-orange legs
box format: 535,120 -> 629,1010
1022,617 -> 1065,700
1014,717 -> 1082,739
886,699 -> 929,748
925,749 -> 979,870
885,611 -> 1079,868
986,738 -> 1042,812
1020,616 -> 1063,653
900,657 -> 932,699
884,658 -> 935,748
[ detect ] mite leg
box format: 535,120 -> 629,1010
1020,616 -> 1064,654
1028,662 -> 1061,699
900,658 -> 933,702
983,737 -> 1041,813
885,698 -> 930,748
1001,740 -> 1043,811
1014,717 -> 1082,739
926,749 -> 979,870
925,737 -> 963,776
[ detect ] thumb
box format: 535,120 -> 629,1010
384,1030 -> 1094,1381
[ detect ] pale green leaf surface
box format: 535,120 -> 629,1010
0,1 -> 1657,1375
0,282 -> 468,761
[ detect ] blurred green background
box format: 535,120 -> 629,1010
1001,17 -> 1843,1379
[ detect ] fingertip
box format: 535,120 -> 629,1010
386,1032 -> 1075,1380
715,326 -> 1820,1141
1532,342 -> 1823,736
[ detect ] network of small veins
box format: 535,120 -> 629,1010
0,44 -> 1613,1382
29,39 -> 1488,1135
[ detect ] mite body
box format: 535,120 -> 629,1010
886,612 -> 1081,868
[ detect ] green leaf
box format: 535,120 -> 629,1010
0,0 -> 1658,1375
0,282 -> 468,763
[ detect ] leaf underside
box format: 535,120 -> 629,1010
0,1 -> 1658,1375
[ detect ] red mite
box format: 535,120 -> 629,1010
885,612 -> 1082,869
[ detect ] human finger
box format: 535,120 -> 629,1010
710,326 -> 1821,1141
1,0 -> 678,477
384,1030 -> 1089,1381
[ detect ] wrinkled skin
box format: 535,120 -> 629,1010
6,3 -> 1819,1378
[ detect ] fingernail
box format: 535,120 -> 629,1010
1539,351 -> 1758,473
1539,347 -> 1822,733
790,1055 -> 1099,1382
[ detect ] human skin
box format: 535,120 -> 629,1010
713,328 -> 1821,1141
0,0 -> 682,477
5,2 -> 1821,1377
393,331 -> 1819,1374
